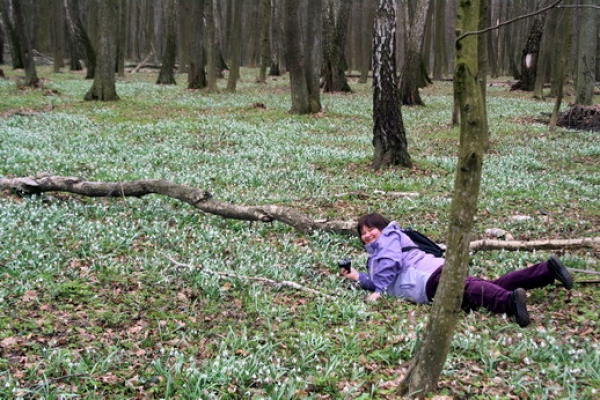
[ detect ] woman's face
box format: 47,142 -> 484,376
360,225 -> 382,245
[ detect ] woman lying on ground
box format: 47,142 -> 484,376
340,213 -> 574,327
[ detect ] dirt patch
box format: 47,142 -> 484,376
557,104 -> 600,132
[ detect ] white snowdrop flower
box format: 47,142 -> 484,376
569,369 -> 580,374
524,357 -> 531,365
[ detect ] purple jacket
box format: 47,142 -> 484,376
358,222 -> 444,303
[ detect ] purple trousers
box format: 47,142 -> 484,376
425,260 -> 556,314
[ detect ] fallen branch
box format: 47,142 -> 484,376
167,256 -> 336,299
469,237 -> 600,252
2,174 -> 599,253
0,173 -> 356,235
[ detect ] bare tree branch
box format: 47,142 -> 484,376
469,237 -> 600,252
166,256 -> 337,299
456,0 -> 564,45
2,174 -> 599,254
0,173 -> 356,235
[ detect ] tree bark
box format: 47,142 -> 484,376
372,0 -> 411,169
0,0 -> 24,69
257,0 -> 270,82
11,0 -> 39,87
156,0 -> 178,85
400,0 -> 486,396
84,0 -> 119,101
284,0 -> 321,114
205,0 -> 219,92
322,0 -> 352,93
226,0 -> 242,91
510,3 -> 546,91
65,0 -> 96,78
550,2 -> 572,131
187,0 -> 206,89
574,0 -> 597,105
0,13 -> 4,65
52,0 -> 66,73
398,0 -> 431,106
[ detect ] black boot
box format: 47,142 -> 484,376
511,288 -> 530,328
547,256 -> 574,290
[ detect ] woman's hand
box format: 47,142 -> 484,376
341,267 -> 359,282
366,292 -> 381,303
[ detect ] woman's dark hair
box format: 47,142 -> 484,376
357,213 -> 390,237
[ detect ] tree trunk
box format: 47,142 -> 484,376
52,0 -> 66,73
510,3 -> 546,91
550,3 -> 572,132
187,0 -> 206,89
358,0 -> 374,84
0,17 -> 4,65
372,0 -> 411,170
401,0 -> 486,396
0,0 -> 24,69
11,0 -> 39,87
574,0 -> 597,105
257,0 -> 270,82
431,0 -> 447,80
305,0 -> 322,112
205,0 -> 219,92
398,0 -> 431,106
322,0 -> 352,93
116,0 -> 126,77
66,0 -> 96,79
84,0 -> 119,101
268,0 -> 281,75
284,0 -> 320,114
156,0 -> 178,85
226,0 -> 242,91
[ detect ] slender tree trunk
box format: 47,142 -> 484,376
372,0 -> 411,169
322,0 -> 352,92
12,0 -> 39,87
268,0 -> 281,75
284,0 -> 308,113
226,0 -> 242,91
116,0 -> 126,77
305,0 -> 322,112
399,0 -> 431,106
511,2 -> 546,91
66,0 -> 96,79
284,0 -> 320,114
478,0 -> 489,152
156,0 -> 178,84
1,0 -> 23,69
574,0 -> 597,105
400,0 -> 486,396
0,18 -> 4,65
432,0 -> 447,80
187,0 -> 206,89
52,0 -> 66,72
84,0 -> 118,101
549,2 -> 572,132
257,0 -> 270,82
358,0 -> 374,84
205,0 -> 218,91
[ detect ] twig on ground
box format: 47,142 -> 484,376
166,256 -> 337,300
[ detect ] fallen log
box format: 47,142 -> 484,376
2,174 -> 599,254
0,173 -> 356,235
469,237 -> 600,252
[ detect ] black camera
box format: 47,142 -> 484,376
338,257 -> 352,273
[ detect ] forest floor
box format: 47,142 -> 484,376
0,66 -> 598,399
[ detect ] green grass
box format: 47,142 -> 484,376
0,66 -> 598,399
